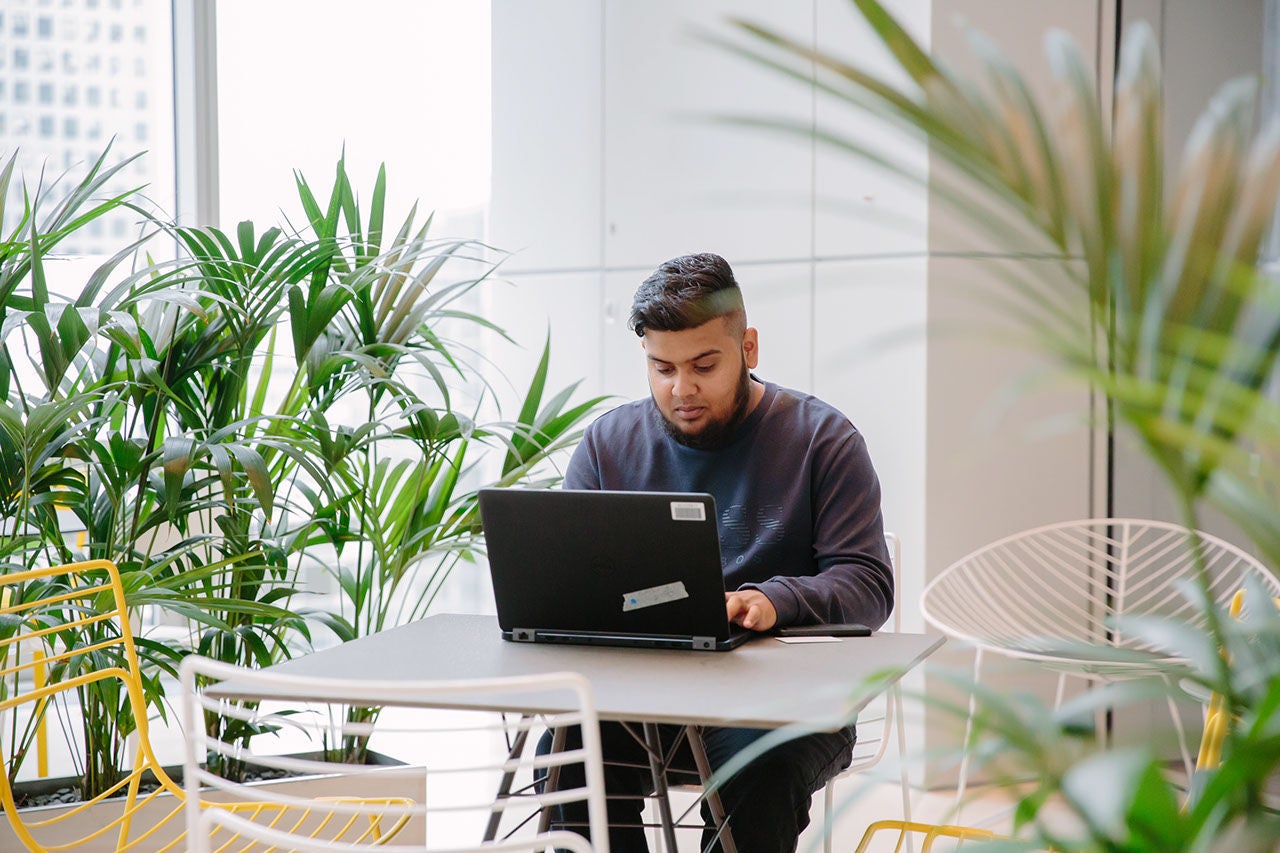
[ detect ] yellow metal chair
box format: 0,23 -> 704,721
0,560 -> 411,852
854,819 -> 998,852
1191,589 -> 1245,778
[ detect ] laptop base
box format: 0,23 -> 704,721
504,628 -> 751,652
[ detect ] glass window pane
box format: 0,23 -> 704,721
215,0 -> 491,239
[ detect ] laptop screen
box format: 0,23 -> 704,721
478,489 -> 749,650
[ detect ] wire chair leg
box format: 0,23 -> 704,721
893,683 -> 915,853
1165,684 -> 1194,783
823,778 -> 836,853
954,648 -> 984,822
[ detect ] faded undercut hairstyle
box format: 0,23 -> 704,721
628,253 -> 747,338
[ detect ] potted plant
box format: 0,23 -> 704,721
1,145 -> 604,800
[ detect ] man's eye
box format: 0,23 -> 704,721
694,364 -> 716,374
654,366 -> 675,376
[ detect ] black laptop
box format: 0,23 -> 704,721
477,488 -> 753,651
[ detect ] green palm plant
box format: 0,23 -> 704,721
0,146 -> 313,792
708,1 -> 1280,848
265,159 -> 607,762
2,143 -> 606,796
0,144 -> 144,403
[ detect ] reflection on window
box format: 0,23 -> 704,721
0,0 -> 174,258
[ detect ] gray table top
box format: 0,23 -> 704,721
245,614 -> 944,731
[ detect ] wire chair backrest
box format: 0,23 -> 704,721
921,519 -> 1280,664
180,656 -> 609,853
846,531 -> 902,772
0,559 -> 189,852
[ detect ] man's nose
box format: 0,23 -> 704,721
671,369 -> 697,397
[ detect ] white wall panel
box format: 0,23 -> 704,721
814,258 -> 927,630
814,0 -> 931,258
489,0 -> 603,273
602,0 -> 814,267
925,258 -> 1093,566
737,261 -> 814,392
478,270 -> 605,417
600,270 -> 654,406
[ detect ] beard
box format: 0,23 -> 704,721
653,365 -> 753,451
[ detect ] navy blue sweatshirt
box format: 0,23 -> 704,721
564,381 -> 893,629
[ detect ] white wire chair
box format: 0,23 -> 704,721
920,518 -> 1280,808
819,532 -> 910,853
180,656 -> 610,853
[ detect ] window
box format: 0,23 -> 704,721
214,0 -> 493,612
215,0 -> 490,239
0,0 -> 174,258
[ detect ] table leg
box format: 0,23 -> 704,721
642,722 -> 681,853
485,718 -> 531,842
537,723 -> 569,834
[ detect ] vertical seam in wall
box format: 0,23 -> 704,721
1094,0 -> 1121,522
1094,0 -> 1106,523
1108,0 -> 1128,521
809,0 -> 819,388
598,0 -> 609,394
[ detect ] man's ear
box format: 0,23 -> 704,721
742,327 -> 759,369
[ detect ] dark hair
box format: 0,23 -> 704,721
628,253 -> 746,338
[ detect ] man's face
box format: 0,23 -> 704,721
642,315 -> 760,449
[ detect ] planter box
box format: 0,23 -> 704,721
1,754 -> 423,853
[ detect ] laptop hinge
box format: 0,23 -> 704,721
692,636 -> 716,651
512,628 -> 537,643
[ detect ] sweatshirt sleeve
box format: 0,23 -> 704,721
745,430 -> 894,630
563,423 -> 602,491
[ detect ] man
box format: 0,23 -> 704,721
553,252 -> 893,852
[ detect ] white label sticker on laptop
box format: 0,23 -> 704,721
670,501 -> 706,522
622,581 -> 690,612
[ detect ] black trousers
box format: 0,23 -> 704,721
540,721 -> 856,853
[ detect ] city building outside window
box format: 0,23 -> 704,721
0,0 -> 175,259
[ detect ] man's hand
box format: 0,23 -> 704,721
725,589 -> 777,632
